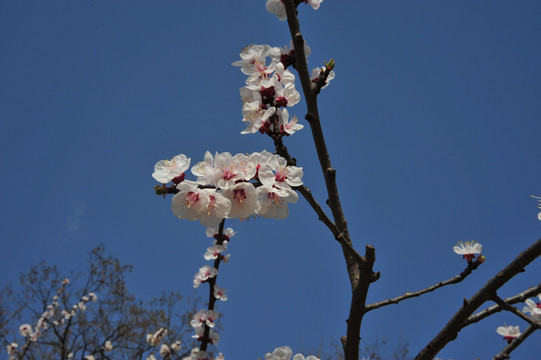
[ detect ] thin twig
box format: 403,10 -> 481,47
464,284 -> 541,326
366,260 -> 483,312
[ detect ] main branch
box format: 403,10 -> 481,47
282,2 -> 378,359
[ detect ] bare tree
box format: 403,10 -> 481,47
1,246 -> 202,360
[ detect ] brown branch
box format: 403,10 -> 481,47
366,259 -> 483,312
464,284 -> 541,326
415,237 -> 541,360
493,325 -> 537,360
281,2 -> 377,359
274,129 -> 362,262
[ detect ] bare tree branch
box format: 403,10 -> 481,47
366,259 -> 483,312
464,284 -> 541,326
280,2 -> 380,359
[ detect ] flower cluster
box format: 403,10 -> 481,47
233,44 -> 302,136
233,41 -> 333,137
453,241 -> 483,263
153,150 -> 303,226
264,346 -> 320,360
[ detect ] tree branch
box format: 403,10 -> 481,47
464,284 -> 541,326
366,259 -> 483,312
281,2 -> 378,359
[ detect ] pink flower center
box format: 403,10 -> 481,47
251,59 -> 267,74
536,302 -> 541,309
233,188 -> 247,207
275,170 -> 287,183
267,191 -> 282,205
503,335 -> 516,344
222,168 -> 237,181
185,192 -> 200,208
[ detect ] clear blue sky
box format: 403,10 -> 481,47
1,1 -> 540,359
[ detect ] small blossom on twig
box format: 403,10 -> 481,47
160,344 -> 171,356
496,324 -> 521,344
103,340 -> 113,352
6,343 -> 18,356
193,266 -> 218,288
213,286 -> 228,301
453,240 -> 482,263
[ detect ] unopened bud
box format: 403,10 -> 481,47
325,58 -> 335,71
154,185 -> 167,196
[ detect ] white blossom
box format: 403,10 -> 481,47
104,340 -> 113,352
171,181 -> 209,222
259,154 -> 303,189
19,324 -> 32,337
256,185 -> 298,220
496,325 -> 521,343
221,182 -> 258,220
171,340 -> 182,352
160,344 -> 171,356
193,266 -> 218,288
153,154 -> 191,183
453,241 -> 482,262
522,294 -> 541,319
214,285 -> 228,301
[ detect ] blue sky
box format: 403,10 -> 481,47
1,1 -> 540,359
